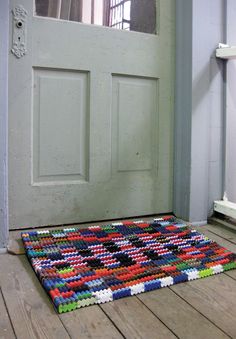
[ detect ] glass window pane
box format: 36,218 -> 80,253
35,0 -> 157,35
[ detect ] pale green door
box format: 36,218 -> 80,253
9,0 -> 175,229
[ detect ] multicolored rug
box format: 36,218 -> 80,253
21,216 -> 236,313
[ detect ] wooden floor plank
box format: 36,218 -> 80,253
202,224 -> 236,244
0,254 -> 70,339
171,274 -> 236,338
0,287 -> 16,339
137,287 -> 229,339
60,305 -> 123,339
100,296 -> 177,339
193,226 -> 236,253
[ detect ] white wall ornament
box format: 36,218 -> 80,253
11,5 -> 28,58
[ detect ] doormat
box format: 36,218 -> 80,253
21,216 -> 236,313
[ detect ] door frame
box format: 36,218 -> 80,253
174,0 -> 226,225
0,0 -> 9,251
0,0 -> 228,249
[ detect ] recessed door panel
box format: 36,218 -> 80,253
112,76 -> 158,173
33,69 -> 89,184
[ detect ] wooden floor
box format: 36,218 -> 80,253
1,221 -> 236,339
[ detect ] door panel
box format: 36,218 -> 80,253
9,0 -> 175,228
33,68 -> 89,183
112,76 -> 157,173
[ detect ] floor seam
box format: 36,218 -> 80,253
224,271 -> 236,281
205,229 -> 236,246
169,286 -> 232,339
0,286 -> 17,339
98,305 -> 126,339
57,315 -> 73,339
136,295 -> 180,339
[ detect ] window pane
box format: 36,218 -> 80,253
35,0 -> 157,34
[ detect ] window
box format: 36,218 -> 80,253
108,0 -> 131,30
35,0 -> 156,34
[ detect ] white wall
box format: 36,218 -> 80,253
191,0 -> 225,220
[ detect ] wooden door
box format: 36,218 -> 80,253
9,0 -> 175,228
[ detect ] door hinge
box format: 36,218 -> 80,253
11,5 -> 28,58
